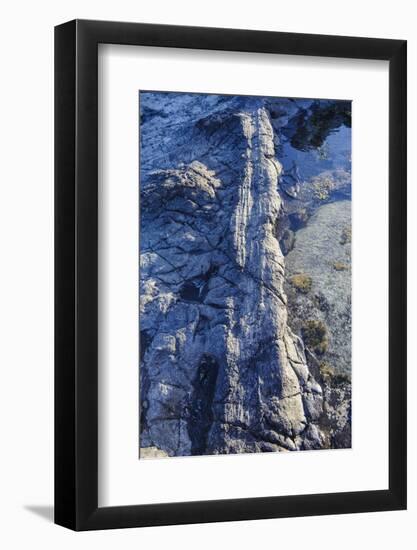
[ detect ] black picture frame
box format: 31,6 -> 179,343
55,19 -> 407,531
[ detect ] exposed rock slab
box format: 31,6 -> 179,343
139,94 -> 326,456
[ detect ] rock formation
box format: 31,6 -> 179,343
139,92 -> 351,457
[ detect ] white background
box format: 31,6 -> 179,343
99,45 -> 389,506
0,0 -> 415,548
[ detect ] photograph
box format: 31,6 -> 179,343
139,91 -> 352,458
0,1 -> 410,543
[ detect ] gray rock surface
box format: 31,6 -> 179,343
139,92 -> 350,457
285,201 -> 352,375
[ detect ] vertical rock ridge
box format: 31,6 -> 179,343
140,94 -> 325,456
232,112 -> 255,269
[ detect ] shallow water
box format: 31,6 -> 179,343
280,125 -> 351,183
285,200 -> 352,376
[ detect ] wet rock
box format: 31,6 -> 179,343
279,228 -> 295,256
289,209 -> 310,231
281,99 -> 351,152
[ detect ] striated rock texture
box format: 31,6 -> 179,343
139,92 -> 350,457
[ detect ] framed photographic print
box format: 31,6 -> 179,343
55,19 -> 407,530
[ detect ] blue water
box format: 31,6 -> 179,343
280,125 -> 351,184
